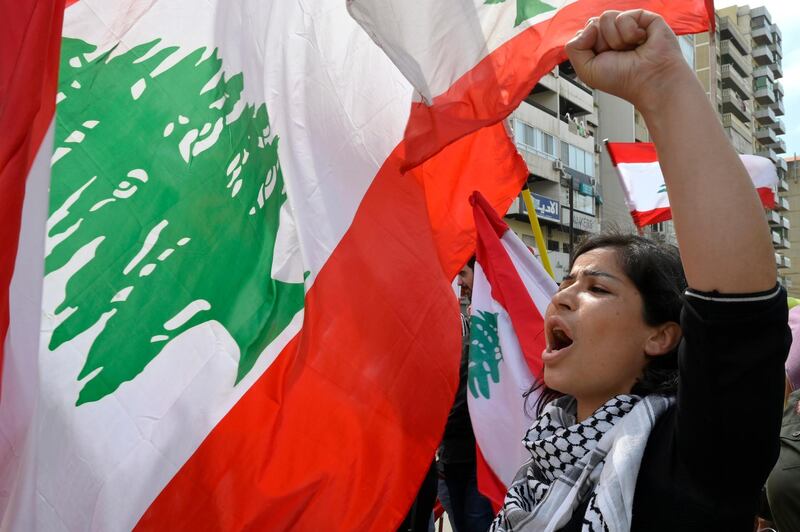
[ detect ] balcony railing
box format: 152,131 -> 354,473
784,238 -> 791,250
753,45 -> 774,66
772,23 -> 782,42
560,72 -> 593,96
722,113 -> 752,140
721,89 -> 750,122
770,42 -> 782,60
758,147 -> 779,164
720,19 -> 751,54
783,215 -> 791,229
775,139 -> 787,154
751,7 -> 772,26
773,99 -> 785,116
771,119 -> 786,135
775,81 -> 784,97
753,66 -> 775,83
779,179 -> 790,192
755,107 -> 777,125
771,62 -> 783,79
752,25 -> 773,45
779,158 -> 788,173
720,41 -> 752,77
721,65 -> 750,99
768,210 -> 781,225
756,127 -> 778,144
772,231 -> 782,246
754,86 -> 776,104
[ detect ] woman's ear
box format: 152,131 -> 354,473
644,322 -> 682,357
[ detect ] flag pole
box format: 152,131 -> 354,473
521,187 -> 555,279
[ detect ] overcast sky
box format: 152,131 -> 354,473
715,1 -> 799,157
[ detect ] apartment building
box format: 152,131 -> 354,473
695,5 -> 791,288
784,156 -> 800,296
505,62 -> 600,281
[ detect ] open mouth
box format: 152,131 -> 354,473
545,316 -> 574,354
550,327 -> 573,350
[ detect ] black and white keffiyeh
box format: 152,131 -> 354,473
491,394 -> 674,532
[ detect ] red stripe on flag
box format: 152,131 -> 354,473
415,125 -> 526,276
758,187 -> 776,210
401,0 -> 712,168
475,443 -> 507,514
0,0 -> 66,394
605,141 -> 659,166
471,191 -> 547,379
629,207 -> 673,228
135,125 -> 527,530
629,188 -> 777,228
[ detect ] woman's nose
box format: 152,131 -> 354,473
552,284 -> 577,311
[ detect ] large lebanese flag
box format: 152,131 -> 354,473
468,192 -> 557,509
0,0 -> 527,529
348,0 -> 714,168
606,142 -> 779,228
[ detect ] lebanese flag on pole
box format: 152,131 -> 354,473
348,0 -> 714,168
468,192 -> 557,509
606,142 -> 779,228
0,0 -> 526,529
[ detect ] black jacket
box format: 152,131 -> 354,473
560,286 -> 790,531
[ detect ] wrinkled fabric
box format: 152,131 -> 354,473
491,394 -> 673,532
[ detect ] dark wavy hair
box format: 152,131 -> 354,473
527,231 -> 687,417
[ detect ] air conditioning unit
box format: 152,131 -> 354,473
552,160 -> 564,171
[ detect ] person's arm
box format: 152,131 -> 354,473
565,10 -> 776,293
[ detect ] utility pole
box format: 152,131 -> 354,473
558,166 -> 575,254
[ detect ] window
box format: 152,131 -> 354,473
543,133 -> 556,158
754,77 -> 773,91
561,142 -> 594,177
574,190 -> 595,215
513,119 -> 558,160
562,243 -> 572,255
547,239 -> 560,252
679,35 -> 695,68
584,151 -> 594,177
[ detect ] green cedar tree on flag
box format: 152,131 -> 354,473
348,0 -> 715,168
0,0 -> 527,529
468,191 -> 557,508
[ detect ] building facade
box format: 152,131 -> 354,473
784,156 -> 800,296
695,5 -> 791,288
504,62 -> 600,281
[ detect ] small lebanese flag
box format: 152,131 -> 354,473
468,191 -> 557,509
606,142 -> 778,228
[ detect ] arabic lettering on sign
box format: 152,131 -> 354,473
532,193 -> 560,223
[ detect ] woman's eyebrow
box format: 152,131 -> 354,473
563,269 -> 622,283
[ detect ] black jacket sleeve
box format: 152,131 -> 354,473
676,285 -> 791,505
